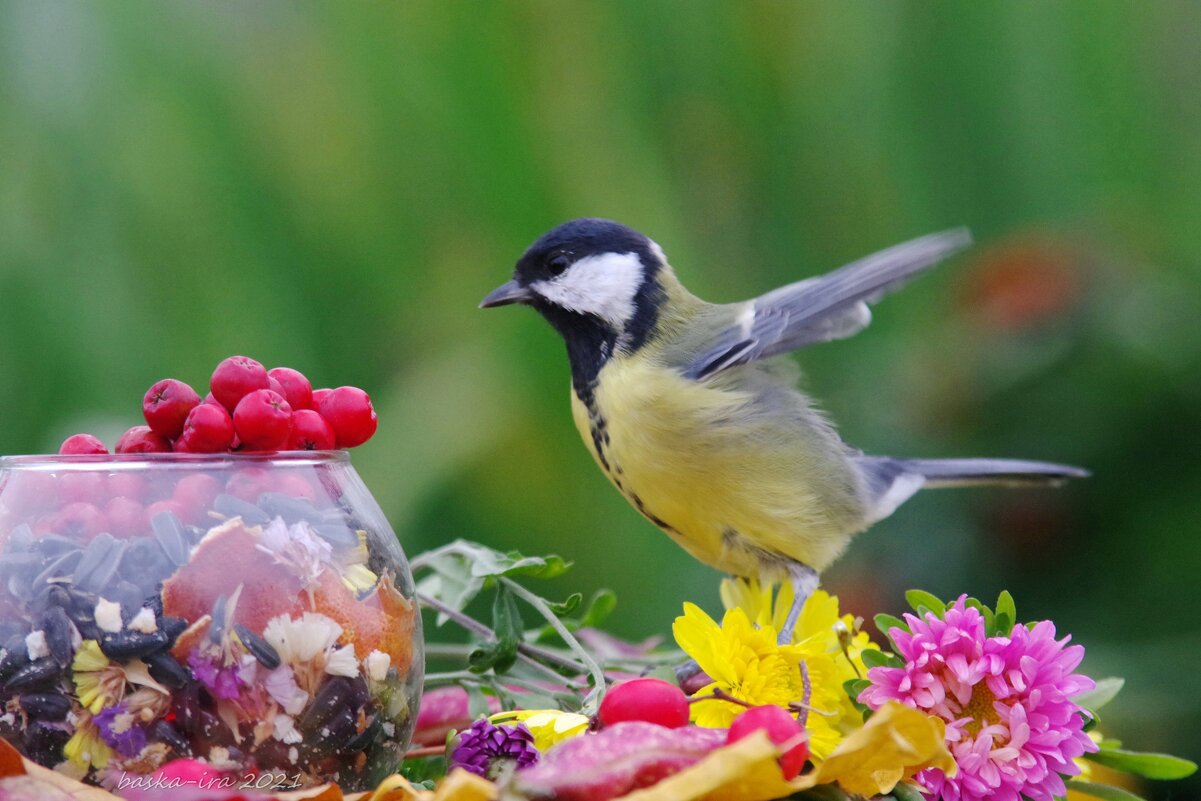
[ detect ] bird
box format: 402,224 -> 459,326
480,218 -> 1086,641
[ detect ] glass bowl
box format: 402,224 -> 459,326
0,452 -> 422,791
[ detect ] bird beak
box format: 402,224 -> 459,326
479,279 -> 534,308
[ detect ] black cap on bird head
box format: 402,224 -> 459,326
480,219 -> 667,381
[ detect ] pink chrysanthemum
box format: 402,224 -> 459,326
859,597 -> 1098,801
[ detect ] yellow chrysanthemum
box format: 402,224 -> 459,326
677,595 -> 874,763
73,640 -> 120,714
63,717 -> 112,771
490,709 -> 590,752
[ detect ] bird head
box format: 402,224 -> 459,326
480,218 -> 668,358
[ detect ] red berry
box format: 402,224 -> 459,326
106,473 -> 148,501
142,379 -> 201,439
172,473 -> 222,519
58,472 -> 106,505
317,386 -> 378,448
176,403 -> 235,453
272,472 -> 318,503
311,388 -> 332,409
286,409 -> 336,451
146,499 -> 188,522
104,496 -> 147,538
202,392 -> 221,405
727,705 -> 809,779
210,356 -> 270,412
58,434 -> 108,455
268,367 -> 314,411
233,390 -> 292,451
116,426 -> 172,454
53,502 -> 108,542
598,678 -> 690,729
226,467 -> 271,502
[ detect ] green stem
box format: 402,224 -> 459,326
422,670 -> 574,697
500,577 -> 608,713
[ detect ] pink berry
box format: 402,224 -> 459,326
225,467 -> 271,502
727,705 -> 809,779
317,386 -> 378,448
58,434 -> 108,455
286,409 -> 336,451
54,502 -> 108,542
58,472 -> 106,505
272,472 -> 318,503
176,403 -> 235,453
268,367 -> 314,410
106,473 -> 148,501
210,355 -> 270,412
146,498 -> 188,522
172,473 -> 222,519
598,678 -> 690,729
116,426 -> 172,454
233,389 -> 292,451
202,392 -> 220,405
312,388 -> 332,409
104,496 -> 147,539
142,378 -> 201,439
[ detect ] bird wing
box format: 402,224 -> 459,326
680,228 -> 973,380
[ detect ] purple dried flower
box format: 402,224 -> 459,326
449,719 -> 539,779
93,704 -> 148,758
187,649 -> 244,700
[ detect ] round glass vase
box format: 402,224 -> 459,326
0,452 -> 423,791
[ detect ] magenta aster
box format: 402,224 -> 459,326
859,597 -> 1097,801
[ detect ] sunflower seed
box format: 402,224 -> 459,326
0,635 -> 30,681
41,607 -> 74,667
314,524 -> 359,550
151,512 -> 191,566
146,652 -> 191,689
0,550 -> 42,577
6,524 -> 35,552
122,536 -> 173,579
99,630 -> 169,660
342,714 -> 382,754
213,494 -> 269,525
5,658 -> 64,691
209,594 -> 229,643
258,492 -> 321,523
109,581 -> 144,617
20,692 -> 71,720
299,677 -> 351,732
313,705 -> 357,753
78,541 -> 126,594
31,534 -> 79,559
73,533 -> 116,584
30,550 -> 82,595
24,720 -> 69,762
160,616 -> 187,644
233,624 -> 280,669
152,719 -> 192,756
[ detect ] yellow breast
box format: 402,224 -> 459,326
570,355 -> 867,577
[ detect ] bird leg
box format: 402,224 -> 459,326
777,562 -> 820,645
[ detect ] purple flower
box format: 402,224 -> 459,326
860,597 -> 1098,801
93,705 -> 147,758
449,719 -> 539,779
187,649 -> 245,700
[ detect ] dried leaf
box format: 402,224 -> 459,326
510,722 -> 727,801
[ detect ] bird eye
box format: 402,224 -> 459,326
547,253 -> 571,277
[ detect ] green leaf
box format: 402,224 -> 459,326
578,588 -> 617,628
1075,677 -> 1125,713
874,613 -> 908,639
905,589 -> 945,617
1064,781 -> 1149,801
843,678 -> 871,716
546,592 -> 583,616
995,590 -> 1016,631
490,586 -> 523,673
1085,748 -> 1197,779
860,648 -> 902,669
791,785 -> 851,800
890,782 -> 927,801
467,642 -> 499,673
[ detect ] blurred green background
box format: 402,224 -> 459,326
1,1 -> 1199,793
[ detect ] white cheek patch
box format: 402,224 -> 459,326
532,252 -> 644,328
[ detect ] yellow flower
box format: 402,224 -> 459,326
64,716 -> 113,771
490,709 -> 590,752
673,603 -> 849,760
72,639 -> 170,714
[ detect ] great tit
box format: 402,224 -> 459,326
481,219 -> 1085,639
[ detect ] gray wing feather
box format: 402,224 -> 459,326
683,228 -> 973,380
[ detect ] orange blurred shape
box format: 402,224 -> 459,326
960,238 -> 1085,331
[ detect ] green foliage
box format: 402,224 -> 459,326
1064,781 -> 1150,801
1076,678 -> 1126,715
1085,747 -> 1198,780
904,590 -> 945,618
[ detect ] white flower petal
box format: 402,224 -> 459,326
324,645 -> 358,677
94,599 -> 124,634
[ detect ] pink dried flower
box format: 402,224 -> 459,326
860,597 -> 1097,801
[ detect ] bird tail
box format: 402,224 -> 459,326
857,456 -> 1088,525
894,457 -> 1089,488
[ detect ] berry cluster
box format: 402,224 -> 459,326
59,356 -> 378,456
598,678 -> 809,779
